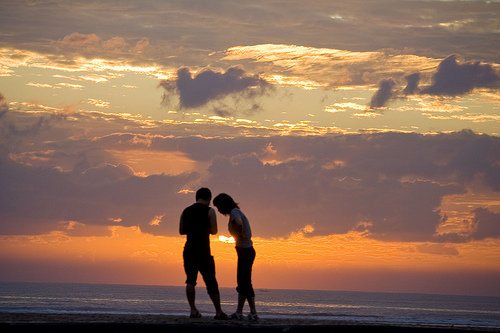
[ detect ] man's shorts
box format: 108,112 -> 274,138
183,250 -> 219,295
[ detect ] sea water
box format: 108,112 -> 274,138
0,282 -> 499,328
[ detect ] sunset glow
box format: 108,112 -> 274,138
218,235 -> 236,244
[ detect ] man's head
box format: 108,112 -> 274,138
195,187 -> 212,202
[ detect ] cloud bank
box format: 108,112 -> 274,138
2,0 -> 500,65
1,109 -> 499,243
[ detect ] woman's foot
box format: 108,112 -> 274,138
189,310 -> 201,318
230,312 -> 244,320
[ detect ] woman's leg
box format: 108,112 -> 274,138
247,295 -> 257,314
246,247 -> 257,314
235,248 -> 246,314
236,247 -> 256,314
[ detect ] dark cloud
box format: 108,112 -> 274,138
2,110 -> 500,243
0,153 -> 197,235
199,131 -> 500,242
0,93 -> 8,118
369,79 -> 396,108
206,153 -> 459,242
471,208 -> 500,240
403,73 -> 420,95
421,55 -> 499,96
79,163 -> 135,185
159,67 -> 270,110
374,56 -> 499,104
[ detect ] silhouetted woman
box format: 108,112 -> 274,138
213,193 -> 258,321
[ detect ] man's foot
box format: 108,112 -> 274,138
189,310 -> 202,318
230,312 -> 244,320
247,313 -> 259,321
214,312 -> 229,320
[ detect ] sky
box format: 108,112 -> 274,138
0,0 -> 500,297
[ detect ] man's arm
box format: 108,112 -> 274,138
208,207 -> 218,235
179,211 -> 186,235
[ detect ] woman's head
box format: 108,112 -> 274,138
213,193 -> 239,215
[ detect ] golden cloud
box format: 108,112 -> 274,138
224,44 -> 442,88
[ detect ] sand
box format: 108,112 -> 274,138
1,312 -> 498,332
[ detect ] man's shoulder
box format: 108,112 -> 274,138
184,202 -> 202,210
181,204 -> 193,214
183,203 -> 210,214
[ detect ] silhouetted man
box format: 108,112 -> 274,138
179,187 -> 227,319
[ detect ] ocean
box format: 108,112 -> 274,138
0,282 -> 499,329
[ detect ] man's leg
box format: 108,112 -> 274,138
186,283 -> 200,317
236,293 -> 245,314
183,253 -> 201,318
208,289 -> 224,315
201,256 -> 226,317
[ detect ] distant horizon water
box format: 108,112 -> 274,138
0,280 -> 496,298
1,282 -> 499,329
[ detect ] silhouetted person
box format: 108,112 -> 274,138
213,193 -> 258,321
180,188 -> 228,319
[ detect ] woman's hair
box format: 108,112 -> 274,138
213,193 -> 239,215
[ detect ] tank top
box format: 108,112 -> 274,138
182,203 -> 211,255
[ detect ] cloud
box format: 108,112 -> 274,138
195,130 -> 499,242
56,33 -> 143,55
224,44 -> 440,88
79,163 -> 134,185
471,208 -> 500,240
0,152 -> 197,235
2,0 -> 500,85
102,36 -> 128,52
205,151 -> 460,242
0,93 -> 8,118
403,73 -> 420,95
1,108 -> 499,242
159,66 -> 270,111
421,55 -> 499,96
59,32 -> 101,48
370,79 -> 396,108
416,243 -> 459,256
133,37 -> 150,53
371,56 -> 499,106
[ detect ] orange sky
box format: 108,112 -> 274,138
1,222 -> 499,296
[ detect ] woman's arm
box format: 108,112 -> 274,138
230,215 -> 244,237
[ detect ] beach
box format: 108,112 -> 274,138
2,283 -> 499,332
1,312 -> 499,332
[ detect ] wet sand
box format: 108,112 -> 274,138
1,312 -> 498,332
